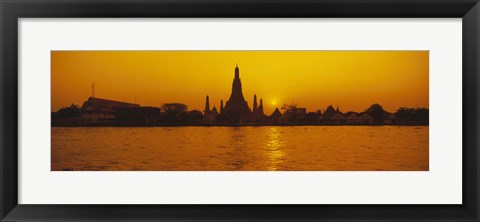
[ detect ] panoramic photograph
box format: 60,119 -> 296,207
51,50 -> 429,171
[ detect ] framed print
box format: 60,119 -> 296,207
1,0 -> 479,221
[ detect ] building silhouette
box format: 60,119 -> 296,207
203,95 -> 219,122
204,95 -> 210,115
221,64 -> 253,122
52,65 -> 428,126
80,97 -> 139,124
269,107 -> 283,123
322,105 -> 338,119
253,94 -> 258,113
115,106 -> 161,125
251,95 -> 265,122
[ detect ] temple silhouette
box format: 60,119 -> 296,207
204,64 -> 266,123
223,64 -> 251,120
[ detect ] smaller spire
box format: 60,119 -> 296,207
258,98 -> 264,115
253,94 -> 258,112
204,95 -> 210,115
212,106 -> 218,115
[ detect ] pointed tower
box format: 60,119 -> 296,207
253,94 -> 258,113
336,105 -> 340,113
235,63 -> 239,79
220,99 -> 224,113
204,95 -> 210,115
258,98 -> 264,116
211,106 -> 219,116
324,105 -> 337,120
270,107 -> 283,123
223,65 -> 251,121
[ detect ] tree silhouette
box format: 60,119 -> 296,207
281,103 -> 307,123
55,104 -> 80,119
365,103 -> 388,124
394,107 -> 428,124
161,103 -> 188,122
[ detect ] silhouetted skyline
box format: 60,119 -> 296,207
52,65 -> 428,126
51,51 -> 429,114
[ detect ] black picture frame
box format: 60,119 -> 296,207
1,0 -> 479,221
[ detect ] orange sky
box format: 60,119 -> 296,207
51,51 -> 428,114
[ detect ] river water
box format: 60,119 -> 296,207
51,126 -> 428,171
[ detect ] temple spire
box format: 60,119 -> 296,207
234,64 -> 240,79
253,94 -> 258,112
258,98 -> 264,115
204,95 -> 210,114
223,64 -> 251,121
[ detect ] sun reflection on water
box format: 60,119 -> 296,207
265,127 -> 286,171
52,126 -> 429,171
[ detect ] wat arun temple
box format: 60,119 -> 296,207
203,64 -> 268,123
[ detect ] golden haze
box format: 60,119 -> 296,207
51,51 -> 429,114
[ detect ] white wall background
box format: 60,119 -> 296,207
19,18 -> 462,204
